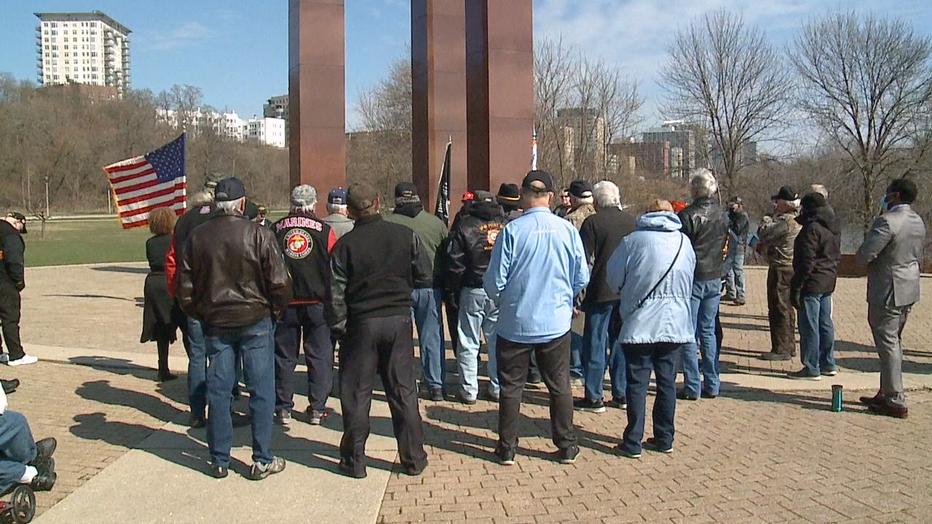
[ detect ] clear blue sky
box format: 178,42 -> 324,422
2,0 -> 930,132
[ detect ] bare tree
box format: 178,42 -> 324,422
791,11 -> 932,232
659,9 -> 791,197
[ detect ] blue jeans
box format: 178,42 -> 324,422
619,343 -> 681,455
185,317 -> 208,419
570,331 -> 583,379
723,250 -> 746,299
798,293 -> 836,375
581,301 -> 624,401
205,317 -> 275,467
412,288 -> 445,390
456,288 -> 499,399
0,411 -> 37,494
680,279 -> 721,396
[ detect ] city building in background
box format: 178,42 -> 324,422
245,116 -> 286,148
556,107 -> 606,174
641,120 -> 704,179
263,94 -> 290,143
35,11 -> 131,97
156,108 -> 286,148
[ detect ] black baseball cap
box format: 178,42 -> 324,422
215,177 -> 247,202
394,182 -> 418,198
771,186 -> 798,202
568,180 -> 593,198
8,212 -> 26,234
521,170 -> 553,193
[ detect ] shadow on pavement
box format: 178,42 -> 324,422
90,266 -> 149,275
44,293 -> 135,301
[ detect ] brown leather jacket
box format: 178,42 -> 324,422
177,211 -> 292,329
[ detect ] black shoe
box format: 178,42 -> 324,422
208,462 -> 228,479
868,402 -> 908,419
189,415 -> 207,429
526,374 -> 543,389
495,445 -> 516,466
558,445 -> 579,465
676,389 -> 698,401
734,297 -> 746,306
430,388 -> 444,402
232,385 -> 242,400
231,412 -> 251,428
822,367 -> 838,377
643,437 -> 673,454
787,369 -> 821,381
31,466 -> 57,491
247,456 -> 286,480
760,352 -> 792,361
573,397 -> 606,413
607,397 -> 627,409
614,445 -> 641,459
1,378 -> 19,394
700,390 -> 718,399
402,461 -> 428,476
454,392 -> 477,405
338,459 -> 367,479
33,438 -> 57,462
157,371 -> 178,382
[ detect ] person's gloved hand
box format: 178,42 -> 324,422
791,289 -> 803,310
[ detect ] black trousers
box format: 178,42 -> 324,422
274,303 -> 333,413
496,332 -> 576,451
340,315 -> 427,475
0,282 -> 24,360
767,266 -> 796,355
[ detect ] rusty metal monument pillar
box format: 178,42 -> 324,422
465,0 -> 535,193
288,0 -> 346,189
411,0 -> 468,214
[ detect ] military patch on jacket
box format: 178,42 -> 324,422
283,229 -> 313,259
479,223 -> 502,251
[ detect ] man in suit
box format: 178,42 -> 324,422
855,178 -> 926,419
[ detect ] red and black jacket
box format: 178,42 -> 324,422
273,211 -> 337,305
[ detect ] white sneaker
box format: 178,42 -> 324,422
8,355 -> 38,366
0,354 -> 9,364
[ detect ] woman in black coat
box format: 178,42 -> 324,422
141,207 -> 181,381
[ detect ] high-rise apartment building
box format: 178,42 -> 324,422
35,11 -> 131,97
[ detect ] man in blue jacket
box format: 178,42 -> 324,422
483,170 -> 590,466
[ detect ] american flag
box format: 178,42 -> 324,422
104,134 -> 187,229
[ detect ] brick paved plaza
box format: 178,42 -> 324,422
12,264 -> 932,523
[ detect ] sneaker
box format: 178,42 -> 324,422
722,295 -> 737,302
608,397 -> 627,409
189,415 -> 207,429
867,402 -> 908,419
308,409 -> 329,425
7,355 -> 38,366
787,369 -> 821,381
429,388 -> 444,402
339,459 -> 367,479
558,445 -> 579,465
275,410 -> 292,427
760,352 -> 792,361
208,462 -> 228,479
569,376 -> 584,388
643,437 -> 673,454
33,438 -> 57,462
701,390 -> 718,399
676,389 -> 698,401
573,397 -> 606,413
455,392 -> 477,405
526,376 -> 544,389
734,297 -> 746,306
615,445 -> 641,459
1,378 -> 19,394
247,456 -> 286,480
495,445 -> 516,466
822,368 -> 838,377
484,388 -> 500,402
0,354 -> 8,363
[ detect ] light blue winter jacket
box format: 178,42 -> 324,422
605,211 -> 697,345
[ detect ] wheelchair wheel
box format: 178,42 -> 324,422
9,486 -> 35,524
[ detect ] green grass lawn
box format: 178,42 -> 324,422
24,213 -> 289,267
25,218 -> 151,267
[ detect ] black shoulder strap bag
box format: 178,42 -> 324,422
636,233 -> 685,310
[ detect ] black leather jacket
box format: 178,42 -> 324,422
445,201 -> 506,292
678,197 -> 727,281
177,211 -> 292,330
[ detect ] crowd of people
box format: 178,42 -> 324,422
124,166 -> 927,479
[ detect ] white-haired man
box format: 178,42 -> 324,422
574,181 -> 636,413
676,170 -> 727,401
757,186 -> 802,361
178,177 -> 293,480
321,187 -> 354,239
272,185 -> 338,427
